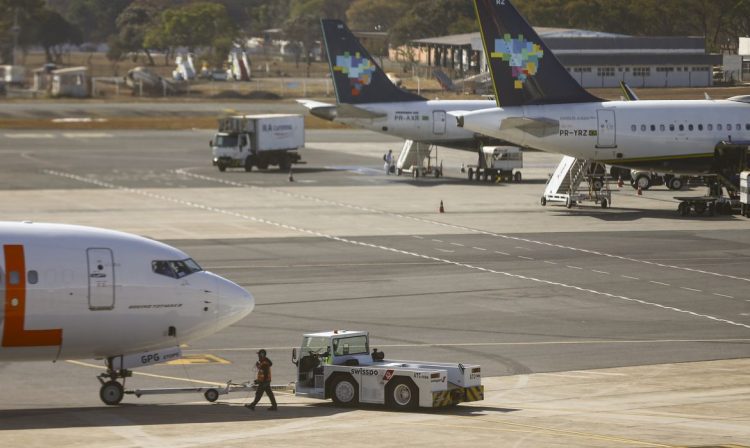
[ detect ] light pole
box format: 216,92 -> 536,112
10,9 -> 20,66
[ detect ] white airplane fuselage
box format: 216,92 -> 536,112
0,222 -> 254,362
458,99 -> 750,173
335,100 -> 498,150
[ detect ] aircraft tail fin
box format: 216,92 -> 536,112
321,19 -> 425,104
473,0 -> 600,107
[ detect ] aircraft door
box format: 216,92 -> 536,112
433,110 -> 446,135
87,248 -> 115,310
596,110 -> 617,148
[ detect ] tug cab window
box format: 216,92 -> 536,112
152,259 -> 202,279
332,335 -> 368,356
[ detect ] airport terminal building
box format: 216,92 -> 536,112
400,28 -> 722,88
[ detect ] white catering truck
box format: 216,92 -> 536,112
292,330 -> 484,409
466,146 -> 523,183
211,114 -> 304,172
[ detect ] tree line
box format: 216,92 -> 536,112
2,0 -> 749,66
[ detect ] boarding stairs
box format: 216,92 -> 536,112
542,156 -> 611,208
396,140 -> 442,178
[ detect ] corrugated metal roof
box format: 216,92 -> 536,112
411,28 -> 626,46
558,53 -> 722,66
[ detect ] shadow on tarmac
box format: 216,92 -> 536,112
550,207 -> 741,222
0,402 -> 520,430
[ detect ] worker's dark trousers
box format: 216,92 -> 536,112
249,381 -> 277,407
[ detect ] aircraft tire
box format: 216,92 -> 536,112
204,389 -> 220,402
100,381 -> 124,406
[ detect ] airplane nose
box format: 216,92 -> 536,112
217,276 -> 254,327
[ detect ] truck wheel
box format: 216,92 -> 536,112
633,174 -> 651,190
601,198 -> 609,209
386,378 -> 419,410
244,156 -> 253,172
330,375 -> 358,406
279,157 -> 291,171
541,196 -> 546,206
257,159 -> 269,170
514,171 -> 522,182
217,163 -> 226,172
667,177 -> 684,190
467,168 -> 473,180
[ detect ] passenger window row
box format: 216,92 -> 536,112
631,123 -> 750,133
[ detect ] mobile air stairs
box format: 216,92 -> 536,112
396,140 -> 443,178
541,156 -> 611,209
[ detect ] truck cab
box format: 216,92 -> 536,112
212,132 -> 250,172
292,330 -> 483,409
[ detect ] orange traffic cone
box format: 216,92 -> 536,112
439,200 -> 445,213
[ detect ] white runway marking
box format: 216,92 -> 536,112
649,281 -> 671,286
62,132 -> 113,138
432,239 -> 443,243
518,256 -> 534,260
176,168 -> 750,284
495,251 -> 509,255
566,265 -> 583,270
681,287 -> 702,292
473,247 -> 487,251
543,260 -> 557,265
622,275 -> 640,280
50,169 -> 750,331
412,235 -> 424,239
4,133 -> 54,139
713,293 -> 734,299
592,270 -> 610,275
435,248 -> 454,253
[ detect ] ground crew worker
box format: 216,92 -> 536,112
245,349 -> 277,411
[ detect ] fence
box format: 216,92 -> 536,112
91,77 -> 335,99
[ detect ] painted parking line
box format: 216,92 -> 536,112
649,281 -> 671,286
473,247 -> 487,251
177,168 -> 750,285
412,235 -> 424,239
432,239 -> 444,243
518,256 -> 534,260
713,293 -> 735,299
621,275 -> 640,280
4,133 -> 55,139
495,251 -> 509,255
567,265 -> 583,270
48,169 -> 750,332
451,243 -> 465,247
543,261 -> 557,265
592,270 -> 610,275
680,287 -> 702,293
435,248 -> 455,253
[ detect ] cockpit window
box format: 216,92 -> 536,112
152,258 -> 203,279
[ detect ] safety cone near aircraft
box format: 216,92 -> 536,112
440,200 -> 445,213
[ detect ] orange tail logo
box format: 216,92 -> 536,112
3,245 -> 62,347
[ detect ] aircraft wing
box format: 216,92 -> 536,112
296,99 -> 334,110
335,104 -> 387,119
500,117 -> 560,138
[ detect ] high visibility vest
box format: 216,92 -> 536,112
256,359 -> 272,382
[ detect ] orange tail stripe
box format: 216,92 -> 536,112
3,245 -> 62,347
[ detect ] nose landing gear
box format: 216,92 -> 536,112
97,357 -> 133,405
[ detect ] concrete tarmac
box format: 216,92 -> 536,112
0,129 -> 748,446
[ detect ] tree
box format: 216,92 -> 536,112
143,2 -> 236,67
114,1 -> 163,64
346,0 -> 409,32
0,0 -> 47,63
34,9 -> 83,63
389,0 -> 476,46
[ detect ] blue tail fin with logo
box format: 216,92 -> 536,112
321,19 -> 425,104
473,0 -> 600,107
